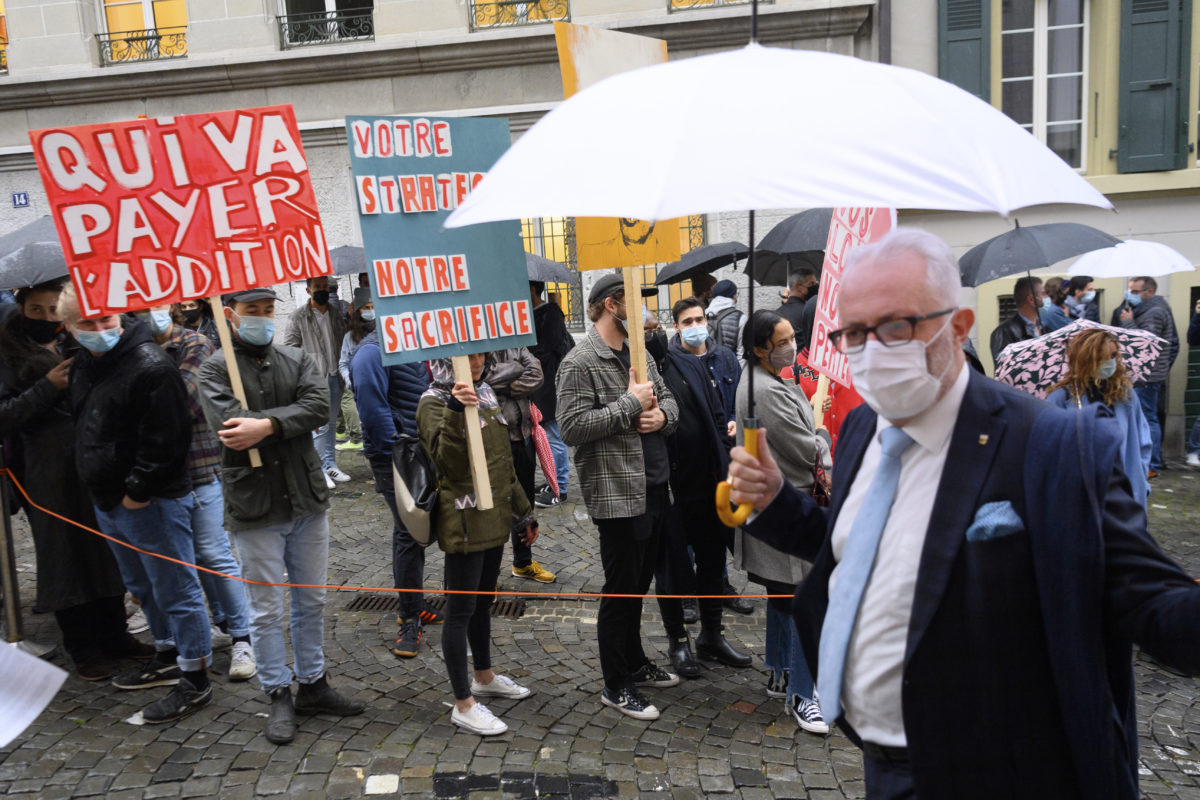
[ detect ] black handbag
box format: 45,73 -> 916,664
391,434 -> 438,545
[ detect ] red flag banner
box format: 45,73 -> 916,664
30,104 -> 328,316
807,207 -> 895,387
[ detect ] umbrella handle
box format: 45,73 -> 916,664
716,422 -> 758,528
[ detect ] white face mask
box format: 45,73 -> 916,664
846,315 -> 955,421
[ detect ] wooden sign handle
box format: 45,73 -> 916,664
811,374 -> 830,430
451,355 -> 494,511
209,297 -> 263,469
622,266 -> 648,382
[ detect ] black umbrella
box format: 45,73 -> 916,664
655,241 -> 749,286
958,221 -> 1121,287
0,215 -> 68,290
329,245 -> 367,276
753,207 -> 833,285
526,252 -> 574,284
746,248 -> 824,286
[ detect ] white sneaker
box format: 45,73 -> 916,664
790,695 -> 830,735
1187,452 -> 1200,467
470,674 -> 532,700
451,702 -> 508,735
126,607 -> 150,634
209,625 -> 233,651
326,467 -> 351,483
228,641 -> 257,681
324,471 -> 336,489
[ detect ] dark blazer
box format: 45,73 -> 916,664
747,370 -> 1200,800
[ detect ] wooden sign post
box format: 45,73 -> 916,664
208,297 -> 263,469
451,355 -> 494,510
810,374 -> 830,430
622,266 -> 649,381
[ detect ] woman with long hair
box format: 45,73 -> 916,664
1046,328 -> 1151,506
417,354 -> 536,735
734,308 -> 829,735
0,279 -> 150,679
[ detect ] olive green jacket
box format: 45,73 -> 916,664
417,394 -> 531,554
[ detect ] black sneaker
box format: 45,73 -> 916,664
601,686 -> 660,721
418,607 -> 444,625
112,659 -> 181,690
722,582 -> 756,615
393,618 -> 422,658
294,674 -> 365,716
631,661 -> 680,688
142,676 -> 212,724
534,488 -> 563,508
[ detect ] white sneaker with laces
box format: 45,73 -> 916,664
324,471 -> 336,489
470,674 -> 532,700
210,625 -> 233,651
451,702 -> 508,735
228,641 -> 257,681
326,467 -> 351,483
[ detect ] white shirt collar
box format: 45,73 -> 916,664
874,362 -> 970,455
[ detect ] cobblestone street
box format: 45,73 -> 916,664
1,451 -> 1198,799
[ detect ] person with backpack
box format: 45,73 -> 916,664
706,280 -> 745,356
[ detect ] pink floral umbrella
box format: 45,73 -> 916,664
995,319 -> 1165,399
528,402 -> 559,499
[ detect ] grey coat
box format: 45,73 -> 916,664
198,339 -> 331,532
733,363 -> 817,586
283,302 -> 348,378
1119,295 -> 1179,384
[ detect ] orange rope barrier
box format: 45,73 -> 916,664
2,469 -> 797,599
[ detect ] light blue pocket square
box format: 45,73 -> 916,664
965,501 -> 1025,543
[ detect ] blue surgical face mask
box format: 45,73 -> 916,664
1041,297 -> 1052,309
680,324 -> 708,348
73,325 -> 122,354
1097,358 -> 1117,380
360,309 -> 376,322
137,310 -> 172,336
1124,289 -> 1142,306
1081,289 -> 1096,304
234,313 -> 274,346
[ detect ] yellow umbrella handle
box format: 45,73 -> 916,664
716,423 -> 758,527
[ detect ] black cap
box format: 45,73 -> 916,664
223,287 -> 278,306
587,273 -> 624,305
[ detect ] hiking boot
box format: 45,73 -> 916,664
512,561 -> 556,583
265,687 -> 296,744
112,659 -> 181,690
295,674 -> 364,716
393,618 -> 422,658
228,641 -> 257,682
142,676 -> 212,724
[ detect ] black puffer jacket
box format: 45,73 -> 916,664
69,318 -> 192,511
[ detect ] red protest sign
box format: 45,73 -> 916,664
808,207 -> 894,387
30,105 -> 328,316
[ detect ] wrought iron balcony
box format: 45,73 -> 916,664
97,27 -> 187,65
469,1 -> 569,32
279,7 -> 374,49
668,0 -> 772,11
0,44 -> 7,74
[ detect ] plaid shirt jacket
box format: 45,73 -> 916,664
556,327 -> 679,521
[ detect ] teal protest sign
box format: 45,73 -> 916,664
346,115 -> 534,365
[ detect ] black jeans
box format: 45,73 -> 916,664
55,594 -> 126,662
372,460 -> 427,620
596,485 -> 668,692
442,545 -> 502,701
656,498 -> 728,637
509,439 -> 534,568
862,748 -> 916,800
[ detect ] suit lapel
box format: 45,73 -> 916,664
826,406 -> 876,532
905,372 -> 1007,660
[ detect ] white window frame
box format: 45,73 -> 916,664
1001,0 -> 1090,170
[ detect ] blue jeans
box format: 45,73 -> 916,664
190,481 -> 250,638
542,419 -> 570,495
1188,416 -> 1200,455
1135,382 -> 1163,471
230,512 -> 329,693
764,598 -> 814,702
94,496 -> 212,672
313,375 -> 342,470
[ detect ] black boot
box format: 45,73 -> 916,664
681,598 -> 699,625
696,628 -> 753,668
668,632 -> 703,679
294,674 -> 365,716
266,687 -> 296,744
722,581 -> 755,615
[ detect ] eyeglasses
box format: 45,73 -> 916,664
829,308 -> 957,354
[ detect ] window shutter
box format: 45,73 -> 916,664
938,0 -> 991,101
1117,0 -> 1192,172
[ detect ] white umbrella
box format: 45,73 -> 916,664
1067,240 -> 1195,279
445,43 -> 1110,228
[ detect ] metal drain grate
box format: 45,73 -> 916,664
345,593 -> 526,619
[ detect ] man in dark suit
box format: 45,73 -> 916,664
725,228 -> 1200,800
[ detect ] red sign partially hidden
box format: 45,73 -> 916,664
807,207 -> 894,387
30,104 -> 328,316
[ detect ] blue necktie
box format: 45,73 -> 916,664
817,425 -> 915,722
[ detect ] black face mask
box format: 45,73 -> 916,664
312,290 -> 330,306
20,316 -> 61,344
181,308 -> 203,325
